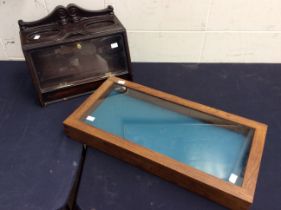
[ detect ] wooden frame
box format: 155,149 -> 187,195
64,76 -> 267,210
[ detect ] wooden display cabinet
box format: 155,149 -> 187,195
19,4 -> 131,106
64,76 -> 267,209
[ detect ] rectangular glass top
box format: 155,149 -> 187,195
81,83 -> 253,186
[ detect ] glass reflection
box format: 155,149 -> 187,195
82,84 -> 253,186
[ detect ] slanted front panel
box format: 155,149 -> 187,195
30,34 -> 129,93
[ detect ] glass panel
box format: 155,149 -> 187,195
30,34 -> 128,92
81,83 -> 253,186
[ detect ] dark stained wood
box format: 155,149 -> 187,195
64,76 -> 267,210
19,4 -> 132,106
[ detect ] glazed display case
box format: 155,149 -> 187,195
19,4 -> 131,106
64,76 -> 267,210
